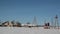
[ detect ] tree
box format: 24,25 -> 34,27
16,21 -> 21,27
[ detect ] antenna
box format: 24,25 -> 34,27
54,15 -> 59,29
32,16 -> 37,26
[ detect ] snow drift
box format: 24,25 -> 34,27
0,27 -> 60,34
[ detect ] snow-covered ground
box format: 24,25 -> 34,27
0,27 -> 60,34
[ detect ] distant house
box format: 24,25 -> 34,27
2,21 -> 13,27
22,22 -> 38,28
21,22 -> 33,28
2,21 -> 21,27
13,21 -> 21,27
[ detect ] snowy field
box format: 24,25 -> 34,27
0,27 -> 60,34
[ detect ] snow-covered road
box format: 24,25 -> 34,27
0,27 -> 60,34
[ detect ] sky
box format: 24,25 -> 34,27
0,0 -> 60,25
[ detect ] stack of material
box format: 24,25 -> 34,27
44,23 -> 50,29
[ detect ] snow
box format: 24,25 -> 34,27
0,27 -> 60,34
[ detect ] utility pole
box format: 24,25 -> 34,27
51,18 -> 54,28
